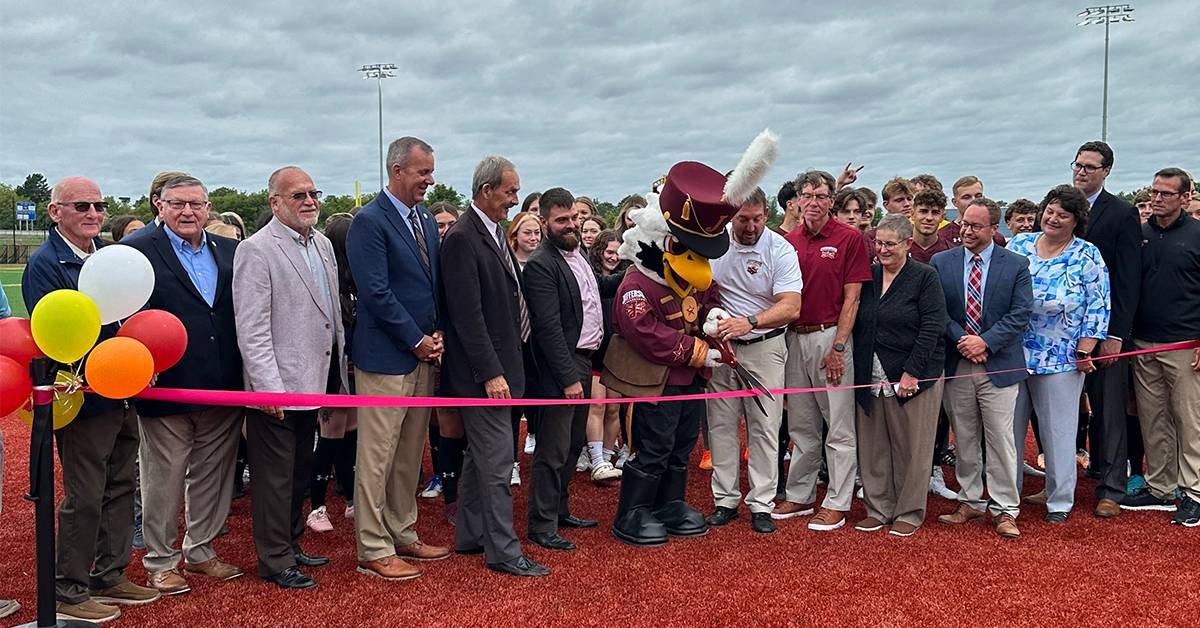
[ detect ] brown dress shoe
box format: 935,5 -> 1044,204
1022,490 -> 1048,506
56,599 -> 121,623
90,580 -> 161,605
994,513 -> 1020,539
888,521 -> 920,537
396,540 -> 451,561
937,503 -> 986,525
770,500 -> 815,520
147,569 -> 191,596
184,557 -> 244,581
1094,498 -> 1121,518
357,556 -> 421,581
853,516 -> 886,532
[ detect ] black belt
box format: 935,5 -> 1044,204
732,327 -> 787,346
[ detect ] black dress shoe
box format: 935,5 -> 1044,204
1044,511 -> 1069,524
486,555 -> 550,577
705,506 -> 738,526
265,567 -> 316,590
558,514 -> 598,529
293,549 -> 330,567
751,512 -> 776,534
454,546 -> 484,556
528,532 -> 576,551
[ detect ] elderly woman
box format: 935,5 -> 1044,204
1008,184 -> 1110,523
851,214 -> 948,537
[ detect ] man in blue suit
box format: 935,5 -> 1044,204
346,137 -> 451,581
931,197 -> 1033,539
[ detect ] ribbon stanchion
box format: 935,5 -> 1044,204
123,339 -> 1200,409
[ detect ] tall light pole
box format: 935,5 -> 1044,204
359,63 -> 396,190
1076,5 -> 1135,142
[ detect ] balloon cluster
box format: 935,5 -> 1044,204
0,245 -> 188,428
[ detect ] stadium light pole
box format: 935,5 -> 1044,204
1076,4 -> 1135,142
359,63 -> 397,190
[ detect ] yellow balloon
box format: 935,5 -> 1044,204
30,289 -> 101,364
17,372 -> 85,430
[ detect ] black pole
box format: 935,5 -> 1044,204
19,357 -> 96,628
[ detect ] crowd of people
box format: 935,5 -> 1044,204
1,137 -> 1197,623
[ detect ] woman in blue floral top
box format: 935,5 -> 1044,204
1008,185 -> 1110,522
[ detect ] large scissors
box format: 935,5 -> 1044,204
710,337 -> 777,415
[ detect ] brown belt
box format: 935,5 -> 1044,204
790,322 -> 838,334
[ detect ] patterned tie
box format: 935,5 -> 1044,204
408,209 -> 430,271
495,223 -> 531,342
965,254 -> 983,335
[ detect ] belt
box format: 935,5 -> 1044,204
732,327 -> 787,346
575,347 -> 596,358
790,321 -> 838,334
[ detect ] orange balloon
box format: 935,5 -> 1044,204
85,337 -> 155,399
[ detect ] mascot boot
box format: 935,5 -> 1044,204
652,464 -> 708,537
612,464 -> 669,547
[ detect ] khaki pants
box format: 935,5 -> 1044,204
707,333 -> 787,514
140,406 -> 242,574
1132,339 -> 1200,502
943,360 -> 1020,517
857,379 -> 944,527
783,328 -> 857,511
354,364 -> 433,562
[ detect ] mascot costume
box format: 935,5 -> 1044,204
602,130 -> 779,546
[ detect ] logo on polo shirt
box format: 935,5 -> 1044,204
745,259 -> 761,275
820,246 -> 838,259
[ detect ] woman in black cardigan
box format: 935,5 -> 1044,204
851,214 -> 948,537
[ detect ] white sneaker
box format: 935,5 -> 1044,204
511,462 -> 521,486
306,506 -> 333,533
344,504 -> 354,519
856,486 -> 864,499
591,461 -> 622,483
575,448 -> 592,472
614,446 -> 631,469
929,467 -> 957,500
523,434 -> 536,455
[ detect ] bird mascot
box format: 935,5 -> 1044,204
601,130 -> 780,546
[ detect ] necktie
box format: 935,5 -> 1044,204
965,254 -> 983,335
408,209 -> 430,271
495,223 -> 531,342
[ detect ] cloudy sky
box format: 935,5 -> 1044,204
2,0 -> 1196,208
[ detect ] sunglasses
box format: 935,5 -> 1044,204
60,201 -> 109,213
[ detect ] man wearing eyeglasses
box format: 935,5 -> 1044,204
232,167 -> 347,590
1070,140 -> 1143,519
123,175 -> 247,594
22,177 -> 162,623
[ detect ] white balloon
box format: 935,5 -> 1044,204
78,244 -> 155,324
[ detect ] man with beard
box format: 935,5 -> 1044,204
522,187 -> 623,550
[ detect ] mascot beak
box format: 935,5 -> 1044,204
663,247 -> 713,297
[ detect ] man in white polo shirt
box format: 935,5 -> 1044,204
703,187 -> 803,533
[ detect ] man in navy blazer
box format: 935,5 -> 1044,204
931,198 -> 1032,539
345,137 -> 451,581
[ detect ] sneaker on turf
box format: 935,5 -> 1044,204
1171,496 -> 1199,527
511,462 -> 521,486
929,467 -> 957,500
771,500 -> 815,520
575,448 -> 591,472
344,503 -> 355,519
1126,474 -> 1147,494
807,508 -> 847,531
523,434 -> 537,455
419,475 -> 443,498
1121,487 -> 1176,511
614,445 -> 631,469
90,580 -> 160,606
591,461 -> 622,483
307,505 -> 334,533
56,599 -> 120,624
698,449 -> 713,470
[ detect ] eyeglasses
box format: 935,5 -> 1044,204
799,193 -> 832,202
1070,161 -> 1106,173
278,190 -> 323,202
162,200 -> 209,210
58,201 -> 109,213
875,239 -> 905,249
960,221 -> 992,232
1148,189 -> 1182,199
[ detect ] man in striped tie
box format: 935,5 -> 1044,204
930,198 -> 1034,539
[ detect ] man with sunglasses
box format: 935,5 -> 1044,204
1070,140 -> 1143,519
22,177 -> 161,623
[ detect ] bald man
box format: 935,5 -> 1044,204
22,177 -> 161,623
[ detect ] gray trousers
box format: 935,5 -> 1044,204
1014,371 -> 1085,513
55,405 -> 139,603
456,404 -> 522,564
708,333 -> 787,514
527,353 -> 591,534
943,360 -> 1020,517
783,328 -> 857,511
857,380 -> 944,527
140,406 -> 242,573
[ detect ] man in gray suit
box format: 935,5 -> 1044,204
233,166 -> 348,589
931,197 -> 1033,539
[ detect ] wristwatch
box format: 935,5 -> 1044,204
747,314 -> 759,329
1074,350 -> 1090,360
833,342 -> 846,353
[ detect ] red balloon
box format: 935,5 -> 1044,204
0,354 -> 33,416
0,317 -> 45,366
116,310 -> 188,373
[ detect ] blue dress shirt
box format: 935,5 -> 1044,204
164,227 -> 218,306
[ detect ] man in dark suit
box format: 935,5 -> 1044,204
441,156 -> 547,577
122,175 -> 245,595
522,188 -> 622,551
931,198 -> 1033,538
345,137 -> 450,581
1072,140 -> 1142,518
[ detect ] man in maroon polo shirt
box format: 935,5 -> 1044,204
909,189 -> 954,264
775,170 -> 872,531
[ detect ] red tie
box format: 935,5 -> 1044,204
966,255 -> 983,335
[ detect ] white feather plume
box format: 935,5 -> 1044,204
723,129 -> 780,206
